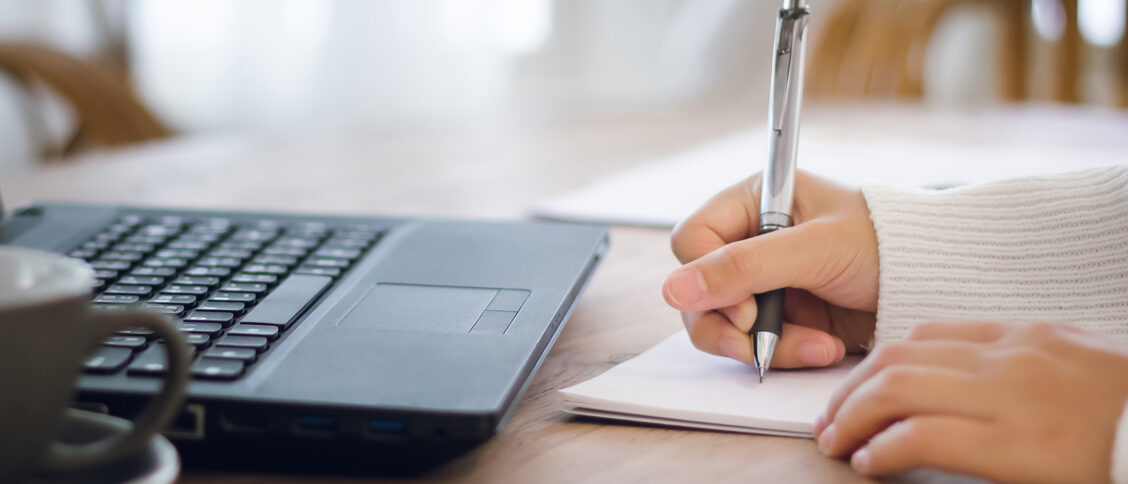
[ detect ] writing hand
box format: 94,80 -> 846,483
662,170 -> 879,368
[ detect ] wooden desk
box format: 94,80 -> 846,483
3,106 -> 1001,483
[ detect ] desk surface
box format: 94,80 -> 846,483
2,104 -> 1070,483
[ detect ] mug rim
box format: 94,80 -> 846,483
0,247 -> 93,309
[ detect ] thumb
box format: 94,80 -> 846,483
663,222 -> 837,312
771,323 -> 846,369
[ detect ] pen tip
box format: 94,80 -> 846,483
758,366 -> 766,384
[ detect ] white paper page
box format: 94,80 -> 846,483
560,331 -> 858,436
534,110 -> 1128,228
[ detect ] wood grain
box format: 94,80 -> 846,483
2,107 -> 991,483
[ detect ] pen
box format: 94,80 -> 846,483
753,0 -> 810,383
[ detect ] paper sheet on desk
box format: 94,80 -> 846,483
533,126 -> 1126,228
560,331 -> 859,438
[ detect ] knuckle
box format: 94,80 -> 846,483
907,321 -> 942,340
669,223 -> 696,262
872,366 -> 914,401
998,348 -> 1050,372
719,242 -> 759,282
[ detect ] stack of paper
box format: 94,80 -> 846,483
560,331 -> 859,437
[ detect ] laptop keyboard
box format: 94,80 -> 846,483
71,214 -> 383,381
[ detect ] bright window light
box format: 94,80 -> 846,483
1079,0 -> 1126,46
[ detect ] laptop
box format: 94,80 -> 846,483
0,196 -> 608,470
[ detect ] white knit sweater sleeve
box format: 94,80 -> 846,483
861,165 -> 1128,484
862,165 -> 1128,342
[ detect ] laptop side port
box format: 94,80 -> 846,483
365,418 -> 406,440
164,404 -> 205,440
294,415 -> 337,436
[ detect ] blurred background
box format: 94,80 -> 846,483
0,0 -> 1124,174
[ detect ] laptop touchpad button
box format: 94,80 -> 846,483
336,283 -> 499,334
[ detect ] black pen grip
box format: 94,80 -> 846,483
753,288 -> 785,338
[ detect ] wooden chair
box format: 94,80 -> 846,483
0,43 -> 170,160
806,0 -> 1125,105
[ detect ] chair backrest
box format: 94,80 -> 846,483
805,0 -> 1125,106
0,43 -> 170,160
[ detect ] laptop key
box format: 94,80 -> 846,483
84,347 -> 133,374
195,257 -> 243,268
130,267 -> 177,277
227,324 -> 279,340
185,266 -> 231,277
196,301 -> 245,314
184,333 -> 211,347
207,248 -> 252,259
166,240 -> 210,250
251,255 -> 297,266
191,358 -> 245,380
143,258 -> 188,268
219,241 -> 263,251
261,247 -> 306,257
83,240 -> 112,250
93,294 -> 141,305
294,267 -> 341,278
241,264 -> 288,275
155,249 -> 199,259
113,243 -> 157,253
230,273 -> 278,285
100,251 -> 144,262
183,311 -> 235,326
239,275 -> 331,329
104,285 -> 153,296
116,327 -> 156,338
118,276 -> 165,286
139,303 -> 185,316
174,276 -> 221,287
89,260 -> 131,271
149,294 -> 197,305
178,322 -> 223,335
220,282 -> 268,294
201,346 -> 256,362
209,292 -> 256,303
214,335 -> 269,352
104,335 -> 147,349
126,345 -> 196,376
313,248 -> 362,260
162,285 -> 210,296
304,258 -> 349,269
93,269 -> 119,279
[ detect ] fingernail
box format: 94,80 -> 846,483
719,337 -> 747,362
817,424 -> 835,455
812,413 -> 827,438
798,342 -> 830,366
851,448 -> 871,473
665,267 -> 706,308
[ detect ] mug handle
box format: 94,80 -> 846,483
40,310 -> 189,472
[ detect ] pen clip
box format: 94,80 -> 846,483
769,8 -> 808,132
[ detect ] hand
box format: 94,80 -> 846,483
662,170 -> 879,368
815,321 -> 1128,483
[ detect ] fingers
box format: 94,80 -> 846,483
770,323 -> 845,369
670,176 -> 759,264
850,416 -> 1001,478
907,320 -> 1012,343
663,221 -> 837,311
818,365 -> 992,457
683,310 -> 754,364
817,340 -> 990,436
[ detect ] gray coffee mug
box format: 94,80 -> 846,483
0,247 -> 189,482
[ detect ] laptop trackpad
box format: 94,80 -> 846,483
336,283 -> 510,334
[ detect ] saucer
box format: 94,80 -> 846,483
28,409 -> 180,484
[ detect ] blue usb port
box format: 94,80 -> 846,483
368,419 -> 405,434
296,415 -> 336,432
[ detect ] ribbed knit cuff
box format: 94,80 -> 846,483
861,165 -> 1128,344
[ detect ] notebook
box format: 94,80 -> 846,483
560,330 -> 859,438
